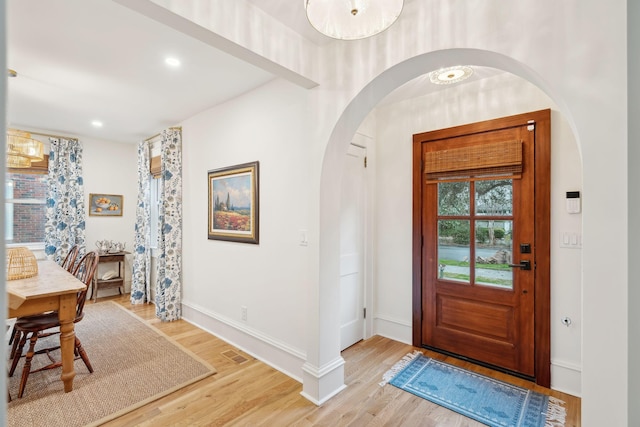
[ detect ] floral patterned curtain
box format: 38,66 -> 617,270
44,138 -> 86,263
131,141 -> 152,304
156,128 -> 182,321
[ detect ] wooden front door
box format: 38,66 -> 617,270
412,110 -> 551,385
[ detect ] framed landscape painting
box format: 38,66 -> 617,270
208,161 -> 259,244
89,193 -> 123,216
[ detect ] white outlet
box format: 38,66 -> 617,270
241,306 -> 247,321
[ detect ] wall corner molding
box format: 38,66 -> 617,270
300,357 -> 347,405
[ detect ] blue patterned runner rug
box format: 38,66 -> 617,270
380,351 -> 566,427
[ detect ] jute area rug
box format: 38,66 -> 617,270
8,301 -> 216,427
381,351 -> 566,427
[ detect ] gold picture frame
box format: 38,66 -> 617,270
208,161 -> 259,244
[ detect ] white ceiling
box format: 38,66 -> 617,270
6,0 -> 276,143
245,0 -> 332,46
6,0 -> 500,144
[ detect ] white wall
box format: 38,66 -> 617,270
373,73 -> 582,396
628,1 -> 640,425
180,79 -> 313,379
1,3 -> 7,419
82,136 -> 137,293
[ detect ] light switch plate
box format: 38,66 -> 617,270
559,232 -> 582,249
299,229 -> 308,246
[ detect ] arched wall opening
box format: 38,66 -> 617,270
312,47 -> 583,402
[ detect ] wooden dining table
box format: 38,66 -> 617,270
6,260 -> 86,393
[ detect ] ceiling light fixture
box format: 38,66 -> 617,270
91,120 -> 103,128
165,57 -> 181,67
429,66 -> 474,85
305,0 -> 404,40
7,154 -> 32,168
6,129 -> 45,168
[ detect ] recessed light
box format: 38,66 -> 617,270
165,57 -> 181,67
429,66 -> 474,85
91,120 -> 103,128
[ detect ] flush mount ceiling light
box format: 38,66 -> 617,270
429,66 -> 474,85
165,57 -> 181,67
91,120 -> 103,128
305,0 -> 404,40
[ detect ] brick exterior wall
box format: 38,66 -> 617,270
6,173 -> 47,243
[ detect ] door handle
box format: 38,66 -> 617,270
508,260 -> 531,270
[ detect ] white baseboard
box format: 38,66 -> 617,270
374,314 -> 412,344
180,304 -> 582,400
300,357 -> 347,405
182,301 -> 306,383
550,358 -> 582,397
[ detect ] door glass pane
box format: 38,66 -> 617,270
438,182 -> 469,215
438,220 -> 470,284
475,179 -> 513,216
475,220 -> 513,289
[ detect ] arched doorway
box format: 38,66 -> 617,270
310,48 -> 581,404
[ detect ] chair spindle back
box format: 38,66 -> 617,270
71,251 -> 99,319
61,245 -> 80,272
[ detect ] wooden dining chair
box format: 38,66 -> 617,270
6,317 -> 16,402
6,245 -> 82,360
9,251 -> 99,398
60,245 -> 80,272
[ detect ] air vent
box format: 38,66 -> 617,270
221,349 -> 249,364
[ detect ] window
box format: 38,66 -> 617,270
5,172 -> 48,245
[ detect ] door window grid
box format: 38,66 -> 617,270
436,179 -> 514,289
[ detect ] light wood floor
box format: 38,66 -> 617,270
96,295 -> 580,426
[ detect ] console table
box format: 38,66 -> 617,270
92,251 -> 130,301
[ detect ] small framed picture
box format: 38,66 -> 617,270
89,193 -> 123,216
208,161 -> 259,244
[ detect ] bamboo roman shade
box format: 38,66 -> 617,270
425,140 -> 522,182
150,155 -> 161,178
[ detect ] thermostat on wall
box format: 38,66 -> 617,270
566,191 -> 581,214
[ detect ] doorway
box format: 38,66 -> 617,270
340,142 -> 367,350
412,109 -> 551,386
